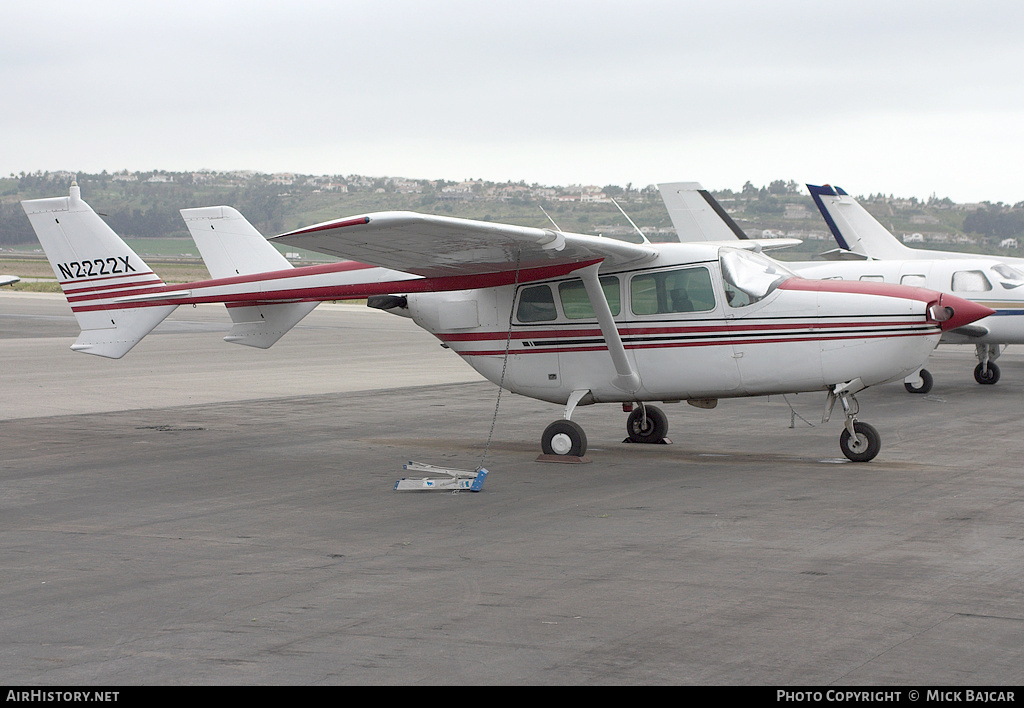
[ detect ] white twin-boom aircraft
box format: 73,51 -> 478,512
22,184 -> 992,463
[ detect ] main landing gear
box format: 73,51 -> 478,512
625,404 -> 668,444
539,393 -> 671,459
541,420 -> 588,457
540,384 -> 883,462
974,344 -> 1001,385
903,344 -> 1005,393
825,380 -> 881,463
541,389 -> 592,458
903,368 -> 934,394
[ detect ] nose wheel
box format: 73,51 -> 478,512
839,421 -> 881,462
825,380 -> 881,462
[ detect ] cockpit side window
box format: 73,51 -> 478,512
719,247 -> 795,307
557,276 -> 621,319
516,284 -> 557,322
951,270 -> 993,292
630,266 -> 715,315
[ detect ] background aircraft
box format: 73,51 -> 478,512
659,182 -> 1024,393
807,184 -> 1024,388
22,184 -> 990,462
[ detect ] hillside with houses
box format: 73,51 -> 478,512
2,170 -> 1023,260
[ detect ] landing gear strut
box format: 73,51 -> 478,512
540,389 -> 591,458
625,404 -> 668,444
825,380 -> 881,462
974,344 -> 1001,385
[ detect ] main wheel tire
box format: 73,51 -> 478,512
974,361 -> 1000,385
626,405 -> 669,444
904,369 -> 933,394
839,421 -> 881,462
541,420 -> 588,457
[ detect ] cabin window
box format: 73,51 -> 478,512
951,270 -> 993,292
859,275 -> 884,282
719,247 -> 794,308
516,284 -> 557,322
557,276 -> 621,319
901,274 -> 927,287
630,267 -> 715,315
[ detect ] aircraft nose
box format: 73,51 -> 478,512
931,293 -> 995,331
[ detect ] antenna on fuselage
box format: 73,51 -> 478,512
539,205 -> 562,232
610,198 -> 651,244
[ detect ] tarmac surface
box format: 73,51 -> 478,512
1,292 -> 1023,685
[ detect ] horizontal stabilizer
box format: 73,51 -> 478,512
816,247 -> 872,261
223,302 -> 319,348
737,238 -> 802,251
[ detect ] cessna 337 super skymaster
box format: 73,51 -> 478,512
658,181 -> 1024,394
22,183 -> 992,463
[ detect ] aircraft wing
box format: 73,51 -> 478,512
271,211 -> 657,278
658,182 -> 801,251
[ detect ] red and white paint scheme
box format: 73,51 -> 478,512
23,184 -> 992,462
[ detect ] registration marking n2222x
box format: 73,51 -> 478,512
57,256 -> 136,280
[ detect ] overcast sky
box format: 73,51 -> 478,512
3,0 -> 1023,203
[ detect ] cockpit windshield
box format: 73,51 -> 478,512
992,263 -> 1024,284
719,247 -> 796,307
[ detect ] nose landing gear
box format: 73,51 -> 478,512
825,379 -> 881,462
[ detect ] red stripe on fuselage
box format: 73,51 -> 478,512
436,319 -> 928,343
457,327 -> 937,356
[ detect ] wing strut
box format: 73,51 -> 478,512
579,263 -> 641,393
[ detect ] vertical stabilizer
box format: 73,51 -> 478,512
658,182 -> 749,242
180,205 -> 317,348
806,184 -> 913,260
179,206 -> 293,278
21,183 -> 176,358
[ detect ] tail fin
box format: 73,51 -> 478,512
21,183 -> 176,358
658,181 -> 802,251
179,206 -> 317,348
658,181 -> 750,242
806,184 -> 913,260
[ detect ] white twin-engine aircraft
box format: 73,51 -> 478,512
22,184 -> 992,463
806,184 -> 1024,389
659,182 -> 1024,394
